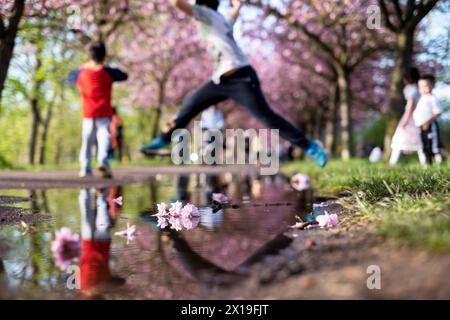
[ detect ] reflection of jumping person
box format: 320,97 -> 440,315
140,0 -> 327,168
68,42 -> 128,178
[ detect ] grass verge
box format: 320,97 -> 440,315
283,159 -> 450,252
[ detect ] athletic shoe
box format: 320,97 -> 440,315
306,140 -> 328,168
140,137 -> 170,155
79,170 -> 93,178
97,164 -> 113,179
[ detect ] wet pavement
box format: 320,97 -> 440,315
0,172 -> 318,299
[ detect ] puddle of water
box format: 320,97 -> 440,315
0,173 -> 315,299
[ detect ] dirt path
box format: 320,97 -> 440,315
217,203 -> 450,299
0,166 -> 259,190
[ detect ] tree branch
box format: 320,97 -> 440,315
410,0 -> 439,28
262,5 -> 338,63
378,0 -> 397,32
392,0 -> 405,26
0,17 -> 5,39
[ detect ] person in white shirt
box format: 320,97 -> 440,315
140,0 -> 328,168
389,68 -> 426,166
413,75 -> 443,165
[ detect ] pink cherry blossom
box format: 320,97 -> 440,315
181,216 -> 200,230
114,223 -> 137,243
290,173 -> 311,191
169,216 -> 183,231
212,193 -> 230,204
51,227 -> 80,271
181,203 -> 200,218
155,201 -> 201,231
155,202 -> 169,217
169,201 -> 183,217
315,211 -> 339,228
114,196 -> 123,206
157,216 -> 169,229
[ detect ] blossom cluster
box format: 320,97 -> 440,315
154,201 -> 201,231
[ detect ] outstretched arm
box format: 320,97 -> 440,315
105,67 -> 128,82
67,69 -> 80,85
229,0 -> 242,21
170,0 -> 193,16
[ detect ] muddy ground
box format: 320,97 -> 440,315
1,167 -> 449,299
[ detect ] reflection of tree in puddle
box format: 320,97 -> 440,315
1,190 -> 62,296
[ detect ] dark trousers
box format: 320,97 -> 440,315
160,66 -> 311,150
420,121 -> 442,164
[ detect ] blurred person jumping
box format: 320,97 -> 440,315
140,0 -> 328,168
68,42 -> 128,178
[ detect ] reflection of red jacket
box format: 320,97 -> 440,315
110,114 -> 124,149
80,240 -> 111,291
107,186 -> 122,221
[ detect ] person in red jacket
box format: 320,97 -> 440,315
68,42 -> 128,178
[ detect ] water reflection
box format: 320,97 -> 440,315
1,172 -> 315,299
78,187 -> 124,298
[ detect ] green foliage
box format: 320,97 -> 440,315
360,115 -> 386,150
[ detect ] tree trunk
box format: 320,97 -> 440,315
337,66 -> 353,160
0,0 -> 26,109
28,45 -> 44,165
38,100 -> 55,165
150,107 -> 162,140
383,29 -> 414,157
29,100 -> 40,165
325,82 -> 339,156
313,106 -> 323,141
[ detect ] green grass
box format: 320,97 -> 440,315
283,159 -> 450,252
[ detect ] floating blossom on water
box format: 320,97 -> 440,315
156,202 -> 169,217
114,223 -> 137,244
114,196 -> 123,206
51,227 -> 80,271
181,216 -> 200,230
157,216 -> 169,229
155,201 -> 201,231
169,201 -> 183,217
181,203 -> 200,218
290,173 -> 311,191
212,193 -> 230,204
315,211 -> 339,228
169,216 -> 183,231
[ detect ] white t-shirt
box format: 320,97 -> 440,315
413,94 -> 442,127
192,5 -> 250,84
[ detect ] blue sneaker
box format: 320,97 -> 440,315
306,140 -> 328,168
140,137 -> 170,155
